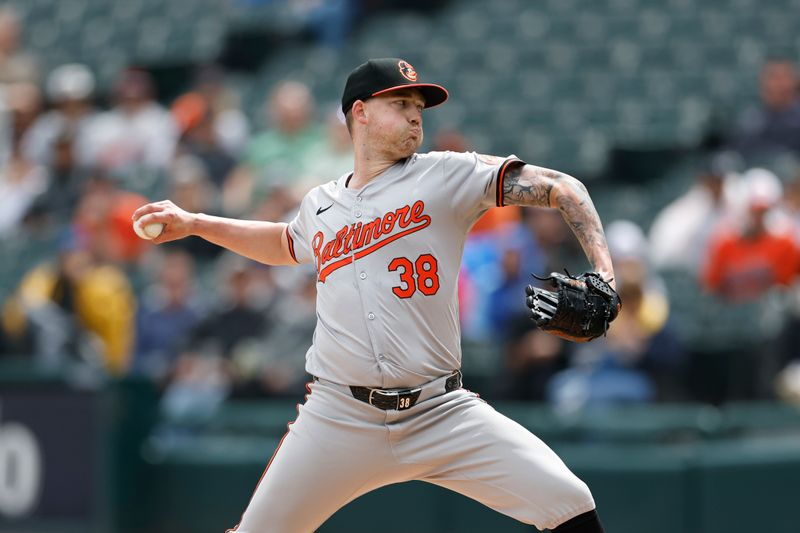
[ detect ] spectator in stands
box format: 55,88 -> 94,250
461,207 -> 566,342
190,64 -> 250,157
770,175 -> 800,384
0,81 -> 41,167
23,132 -> 86,232
461,209 -> 544,365
0,5 -> 39,86
0,82 -> 45,233
295,110 -> 353,192
0,129 -> 47,238
609,219 -> 669,300
702,168 -> 799,301
237,80 -> 324,205
649,152 -> 741,274
132,249 -> 205,382
85,68 -> 178,174
172,93 -> 238,190
0,297 -> 35,357
486,230 -> 545,339
5,80 -> 41,138
258,267 -> 317,397
547,221 -> 686,409
22,63 -> 99,168
496,314 -> 569,402
4,227 -> 136,374
728,60 -> 800,158
175,254 -> 275,398
609,220 -> 685,399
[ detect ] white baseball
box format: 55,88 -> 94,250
133,219 -> 164,240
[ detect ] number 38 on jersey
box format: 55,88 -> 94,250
388,254 -> 440,298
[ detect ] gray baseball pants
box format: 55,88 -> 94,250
227,376 -> 595,532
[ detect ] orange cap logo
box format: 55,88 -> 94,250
398,60 -> 417,82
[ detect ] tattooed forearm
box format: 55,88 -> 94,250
554,181 -> 611,277
504,164 -> 614,282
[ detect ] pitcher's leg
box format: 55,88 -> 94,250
227,383 -> 402,533
400,391 -> 598,531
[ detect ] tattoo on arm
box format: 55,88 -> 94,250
503,164 -> 613,277
502,164 -> 557,208
555,181 -> 609,272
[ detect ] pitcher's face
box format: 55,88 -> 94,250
362,89 -> 425,159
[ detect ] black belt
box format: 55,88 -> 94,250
346,370 -> 462,411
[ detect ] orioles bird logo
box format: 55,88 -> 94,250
398,60 -> 417,82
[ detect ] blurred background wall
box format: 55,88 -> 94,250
2,0 -> 800,532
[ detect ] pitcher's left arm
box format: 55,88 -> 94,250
501,163 -> 614,287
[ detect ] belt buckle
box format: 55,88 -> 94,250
368,387 -> 395,408
367,388 -> 380,406
368,387 -> 421,410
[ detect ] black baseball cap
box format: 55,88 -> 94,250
341,58 -> 449,115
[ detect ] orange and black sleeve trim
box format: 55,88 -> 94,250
495,158 -> 525,207
285,225 -> 299,263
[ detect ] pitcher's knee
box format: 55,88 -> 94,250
569,478 -> 594,507
539,477 -> 597,530
552,471 -> 594,506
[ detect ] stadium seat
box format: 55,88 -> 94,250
10,0 -> 797,179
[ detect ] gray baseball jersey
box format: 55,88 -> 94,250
286,150 -> 521,388
228,150 -> 596,533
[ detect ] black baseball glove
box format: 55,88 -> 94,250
525,271 -> 621,342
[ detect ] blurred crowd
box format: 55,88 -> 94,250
2,2 -> 800,415
0,4 -> 337,414
489,58 -> 800,409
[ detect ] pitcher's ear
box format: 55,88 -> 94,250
352,100 -> 368,124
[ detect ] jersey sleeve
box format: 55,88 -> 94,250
285,193 -> 315,264
441,151 -> 525,225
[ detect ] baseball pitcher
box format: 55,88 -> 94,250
133,58 -> 618,533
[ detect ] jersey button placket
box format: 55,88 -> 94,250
351,200 -> 382,366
